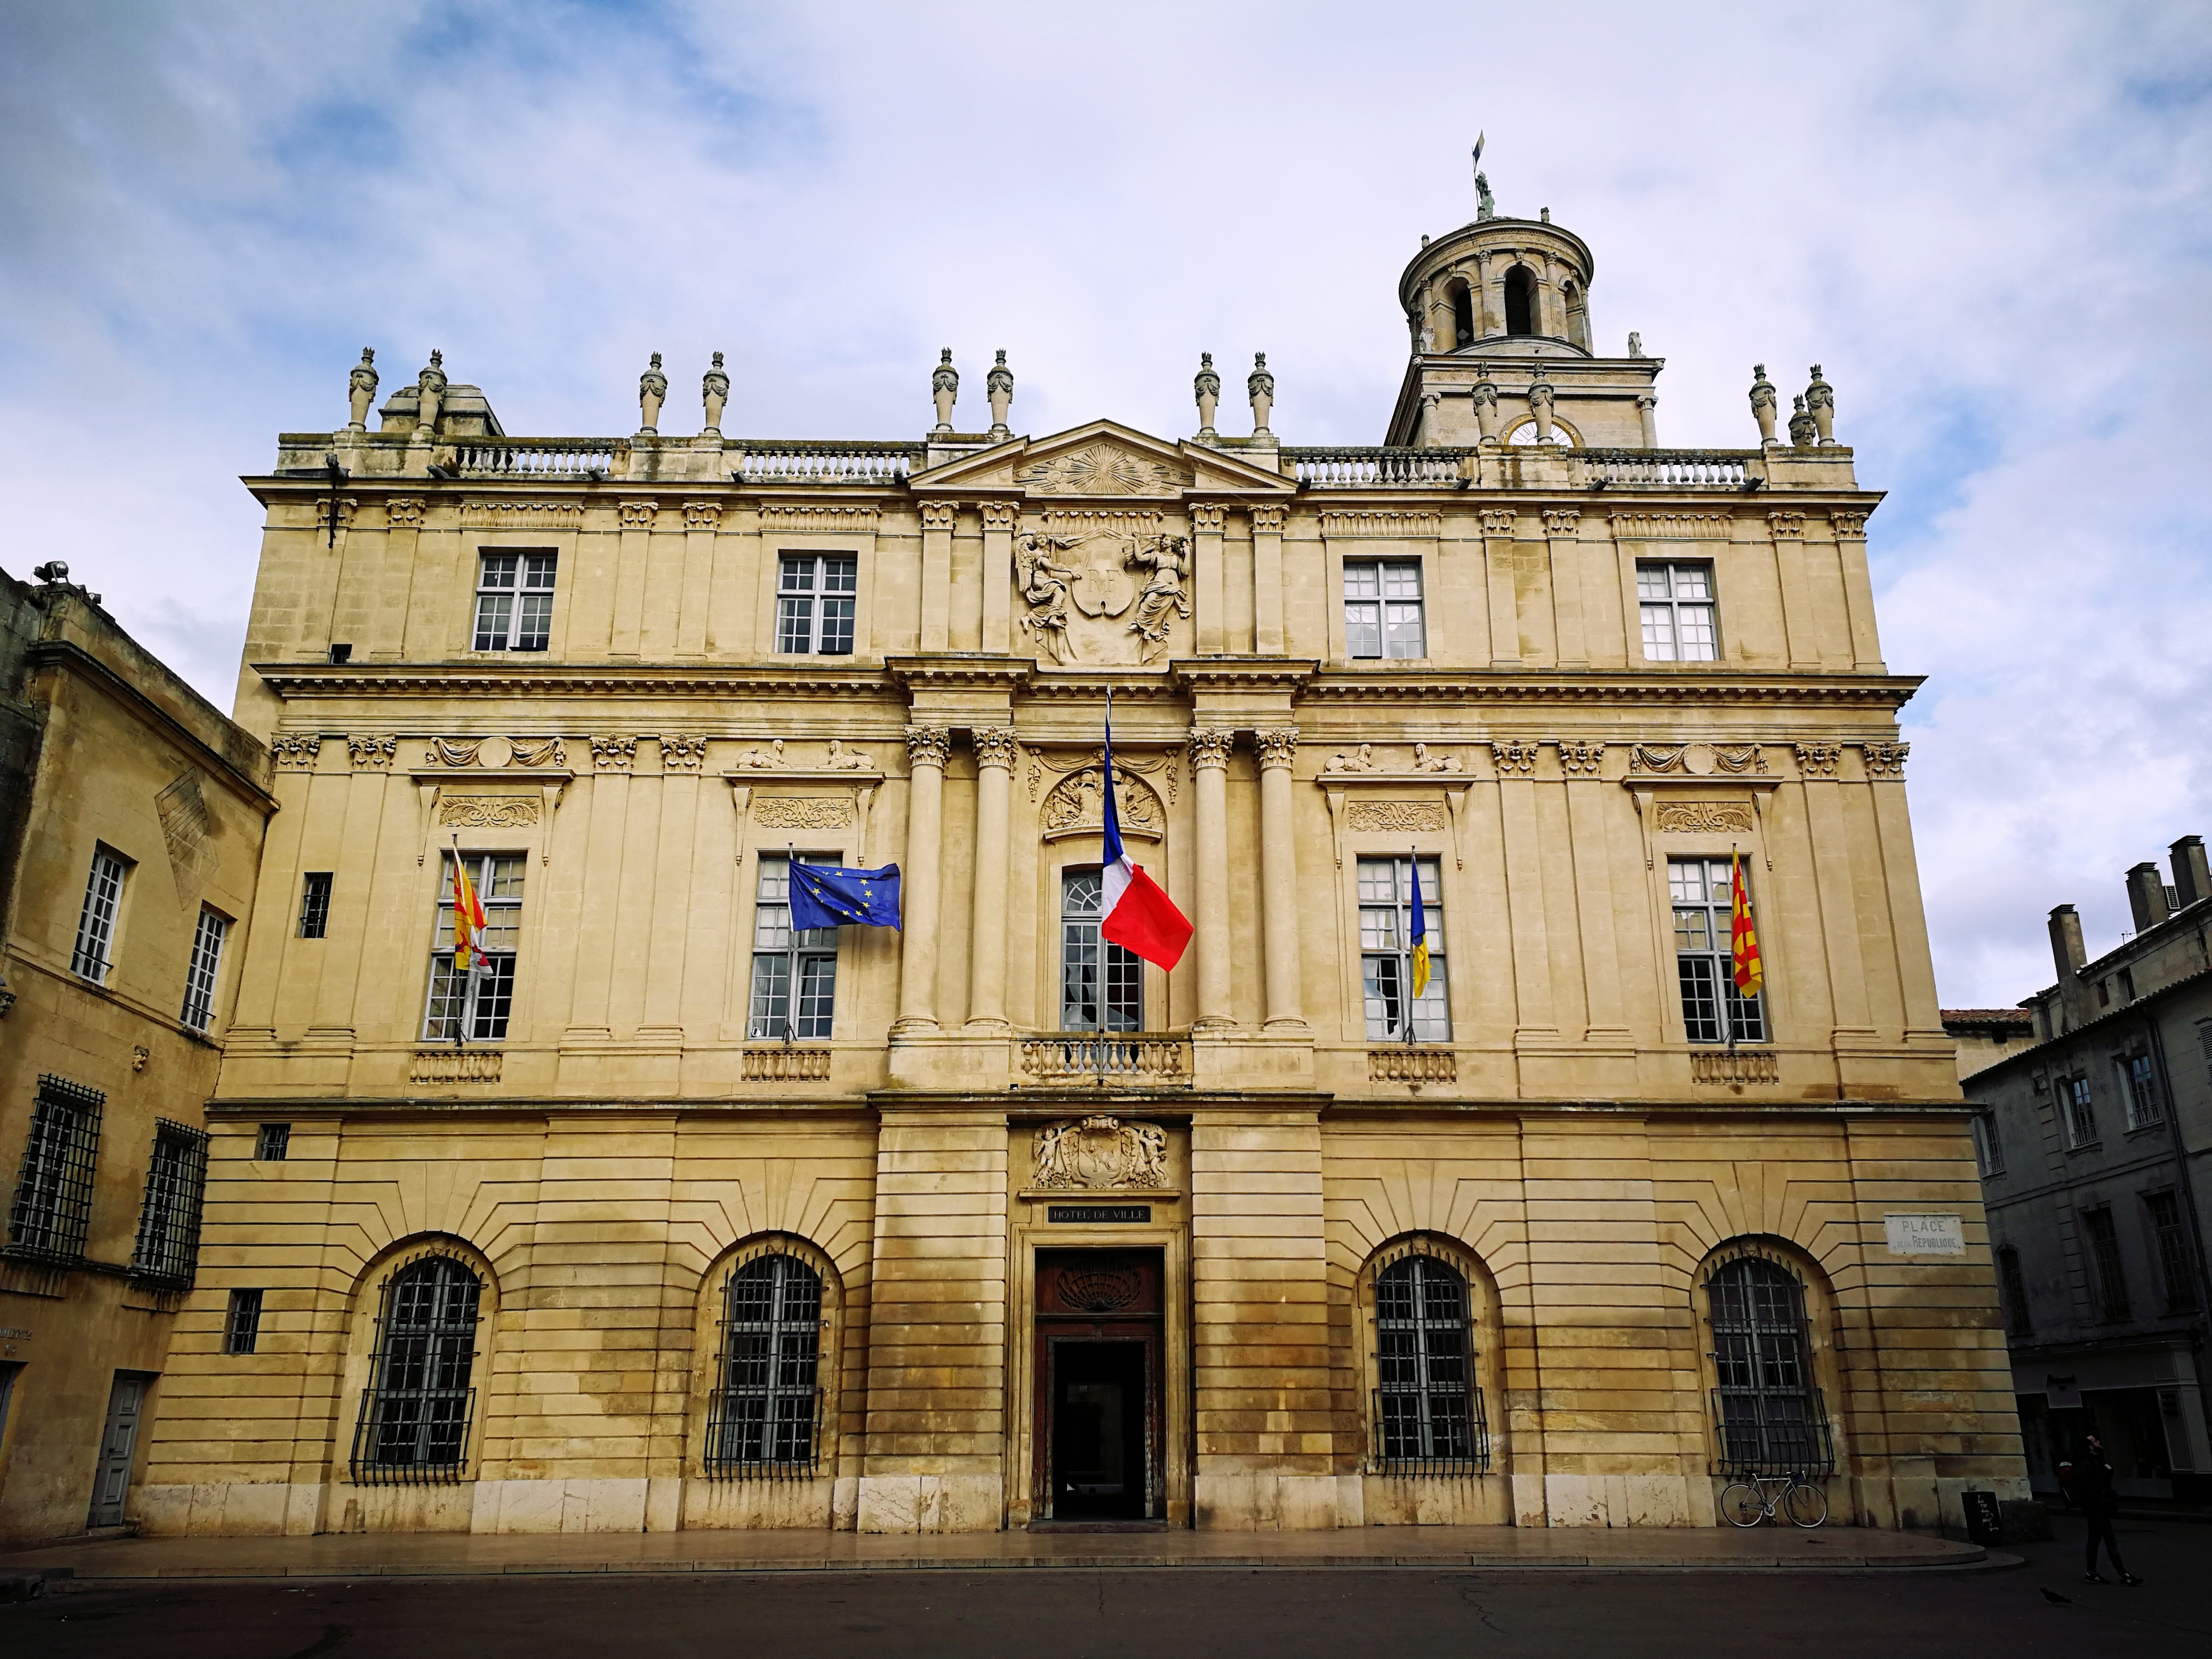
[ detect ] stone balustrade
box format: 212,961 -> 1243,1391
1018,1034 -> 1193,1085
742,1046 -> 833,1081
733,442 -> 922,485
450,438 -> 626,478
1582,449 -> 1754,488
1367,1047 -> 1459,1084
1286,447 -> 1470,487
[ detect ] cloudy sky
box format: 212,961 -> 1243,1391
3,1 -> 2208,1007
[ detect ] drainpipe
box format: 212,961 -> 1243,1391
2145,1012 -> 2212,1463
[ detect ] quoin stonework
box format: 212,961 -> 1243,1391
96,187 -> 2024,1540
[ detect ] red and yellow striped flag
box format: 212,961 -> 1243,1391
450,852 -> 487,974
1730,849 -> 1762,997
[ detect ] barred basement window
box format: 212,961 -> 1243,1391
1637,561 -> 1718,661
179,909 -> 229,1033
8,1076 -> 104,1262
2082,1207 -> 2129,1322
298,872 -> 333,939
1357,856 -> 1449,1041
2147,1191 -> 2199,1314
130,1120 -> 210,1286
749,853 -> 839,1040
1343,559 -> 1427,660
705,1251 -> 824,1478
1370,1250 -> 1488,1474
1997,1245 -> 2032,1335
1060,868 -> 1140,1033
472,551 -> 556,651
256,1123 -> 291,1162
71,847 -> 129,984
350,1254 -> 482,1484
1670,858 -> 1765,1044
775,554 -> 857,656
421,853 -> 525,1042
226,1288 -> 265,1355
1705,1250 -> 1834,1479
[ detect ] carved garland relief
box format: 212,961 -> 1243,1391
439,795 -> 541,828
1653,800 -> 1755,834
1032,1115 -> 1169,1190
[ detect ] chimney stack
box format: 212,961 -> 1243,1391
2049,904 -> 2087,981
2127,862 -> 2172,934
2172,835 -> 2210,911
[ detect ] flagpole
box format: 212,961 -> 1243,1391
1098,685 -> 1113,1086
1405,845 -> 1417,1048
449,833 -> 467,1049
1724,843 -> 1738,1054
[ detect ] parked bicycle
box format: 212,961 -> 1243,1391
1720,1471 -> 1827,1528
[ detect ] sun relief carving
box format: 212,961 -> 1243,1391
1015,443 -> 1193,497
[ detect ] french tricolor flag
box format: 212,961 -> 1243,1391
1099,697 -> 1192,971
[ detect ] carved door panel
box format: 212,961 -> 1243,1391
89,1372 -> 149,1528
1032,1250 -> 1164,1524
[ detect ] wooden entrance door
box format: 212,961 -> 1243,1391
89,1372 -> 149,1527
1033,1250 -> 1163,1522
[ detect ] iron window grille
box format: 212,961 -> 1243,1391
421,852 -> 525,1042
298,872 -> 333,939
1357,856 -> 1449,1042
2064,1076 -> 2097,1146
749,853 -> 840,1040
179,909 -> 229,1032
1704,1248 -> 1836,1479
1971,1112 -> 2005,1178
7,1076 -> 104,1262
1369,1245 -> 1489,1475
1637,561 -> 1719,661
705,1249 -> 826,1479
775,554 -> 857,656
2147,1192 -> 2199,1314
350,1252 -> 482,1485
1997,1246 -> 2032,1335
256,1123 -> 291,1162
226,1288 -> 265,1355
2082,1207 -> 2131,1321
1060,868 -> 1141,1032
2123,1054 -> 2162,1128
71,848 -> 128,983
472,551 -> 556,652
1669,858 -> 1766,1044
1343,559 -> 1427,659
129,1120 -> 209,1286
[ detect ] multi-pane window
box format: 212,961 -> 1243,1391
71,848 -> 129,983
298,872 -> 333,939
351,1255 -> 482,1482
2122,1054 -> 2162,1128
256,1123 -> 291,1162
1670,858 -> 1766,1044
1997,1246 -> 2032,1335
1706,1254 -> 1832,1478
1972,1112 -> 2005,1178
225,1289 -> 265,1355
705,1252 -> 824,1477
421,853 -> 525,1042
179,909 -> 229,1033
1357,856 -> 1449,1041
129,1120 -> 210,1286
7,1077 -> 104,1262
1343,559 -> 1427,660
1061,869 -> 1142,1032
2082,1207 -> 2129,1321
2064,1076 -> 2098,1146
1371,1253 -> 1486,1473
775,554 -> 857,656
749,854 -> 840,1040
472,551 -> 556,652
1638,561 -> 1719,662
2147,1191 -> 2198,1314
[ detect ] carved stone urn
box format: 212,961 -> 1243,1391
638,352 -> 668,435
701,351 -> 729,435
1788,393 -> 1817,448
1193,352 -> 1220,437
347,348 -> 379,430
931,348 -> 958,432
1526,369 -> 1555,442
413,350 -> 447,440
1247,352 -> 1274,438
1804,364 -> 1835,445
987,350 -> 1013,439
1749,363 -> 1778,444
1472,371 -> 1501,444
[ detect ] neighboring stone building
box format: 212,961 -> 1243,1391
1944,1008 -> 2036,1082
1962,840 -> 2212,1503
130,189 -> 2024,1540
0,566 -> 273,1544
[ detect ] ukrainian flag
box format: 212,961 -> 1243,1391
1409,856 -> 1430,1001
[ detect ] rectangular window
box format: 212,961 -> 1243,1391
749,853 -> 840,1040
1637,561 -> 1719,661
2083,1206 -> 2129,1321
256,1123 -> 291,1162
2123,1053 -> 2162,1128
2148,1191 -> 2198,1314
7,1076 -> 104,1262
298,872 -> 333,939
472,551 -> 556,652
225,1288 -> 265,1355
1972,1112 -> 2005,1178
130,1120 -> 210,1286
1060,867 -> 1142,1032
179,909 -> 229,1033
1669,857 -> 1765,1044
71,848 -> 129,983
421,853 -> 525,1042
775,554 -> 858,656
1357,856 -> 1450,1042
2064,1076 -> 2097,1147
1997,1246 -> 2032,1335
1343,559 -> 1427,660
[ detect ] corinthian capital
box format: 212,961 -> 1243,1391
972,725 -> 1021,770
905,724 -> 952,767
1255,728 -> 1299,769
1187,728 -> 1235,771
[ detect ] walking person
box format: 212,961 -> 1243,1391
2074,1433 -> 2143,1585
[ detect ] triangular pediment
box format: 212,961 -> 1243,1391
910,419 -> 1293,498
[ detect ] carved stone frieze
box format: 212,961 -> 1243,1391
1250,505 -> 1286,534
1040,768 -> 1162,838
430,738 -> 483,768
1490,739 -> 1539,775
1794,742 -> 1841,777
661,736 -> 708,771
439,795 -> 540,828
1321,510 -> 1441,538
1026,746 -> 1180,805
905,725 -> 952,768
754,795 -> 853,830
823,739 -> 873,771
1015,443 -> 1192,497
507,737 -> 566,768
618,501 -> 658,529
683,503 -> 721,531
759,504 -> 880,532
1187,729 -> 1234,771
386,498 -> 424,527
1830,512 -> 1871,539
590,736 -> 638,773
1629,743 -> 1688,774
463,501 -> 582,529
1345,801 -> 1448,832
1542,509 -> 1582,537
1767,511 -> 1806,541
920,501 -> 957,531
270,735 -> 321,772
1655,799 -> 1755,834
1711,744 -> 1767,775
347,735 -> 397,769
1861,741 -> 1909,779
1555,740 -> 1605,777
1478,509 -> 1516,536
733,739 -> 789,770
1033,1115 -> 1169,1190
1609,512 -> 1729,541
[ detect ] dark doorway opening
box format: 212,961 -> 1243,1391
1032,1248 -> 1164,1526
1051,1341 -> 1148,1519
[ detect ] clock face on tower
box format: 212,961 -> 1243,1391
1507,421 -> 1573,447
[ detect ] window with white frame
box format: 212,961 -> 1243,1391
749,853 -> 840,1040
1637,561 -> 1718,661
1357,856 -> 1449,1042
8,1076 -> 104,1262
1669,857 -> 1765,1043
129,1120 -> 209,1286
71,847 -> 129,984
2121,1052 -> 2162,1128
1972,1112 -> 2005,1178
1343,560 -> 1426,660
775,554 -> 857,656
472,551 -> 556,652
421,853 -> 525,1041
179,909 -> 229,1032
2064,1075 -> 2097,1146
1060,869 -> 1141,1032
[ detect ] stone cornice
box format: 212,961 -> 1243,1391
30,639 -> 279,813
252,661 -> 894,700
1171,659 -> 1321,693
884,654 -> 1036,692
1299,669 -> 1923,707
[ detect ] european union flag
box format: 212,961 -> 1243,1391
788,862 -> 903,932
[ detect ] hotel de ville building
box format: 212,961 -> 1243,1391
105,186 -> 2027,1541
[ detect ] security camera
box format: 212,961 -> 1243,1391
32,561 -> 68,584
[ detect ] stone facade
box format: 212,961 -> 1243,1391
125,205 -> 2025,1539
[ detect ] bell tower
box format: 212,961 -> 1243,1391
1386,183 -> 1663,450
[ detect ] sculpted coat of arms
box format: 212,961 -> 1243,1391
1032,1115 -> 1170,1190
1015,530 -> 1191,666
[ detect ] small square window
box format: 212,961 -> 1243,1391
473,551 -> 556,652
775,555 -> 858,656
298,873 -> 333,939
256,1123 -> 291,1162
1343,560 -> 1425,660
1637,561 -> 1719,662
225,1288 -> 264,1355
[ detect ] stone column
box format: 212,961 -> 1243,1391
1828,512 -> 1886,671
1251,506 -> 1285,654
1636,393 -> 1658,450
919,502 -> 954,651
1255,729 -> 1305,1029
979,503 -> 1017,653
895,725 -> 950,1030
1542,508 -> 1585,667
1480,509 -> 1520,667
1189,728 -> 1235,1029
1191,503 -> 1227,654
966,726 -> 1018,1029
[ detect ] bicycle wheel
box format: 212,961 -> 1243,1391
1720,1482 -> 1765,1527
1784,1481 -> 1827,1529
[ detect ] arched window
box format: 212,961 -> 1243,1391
350,1253 -> 482,1483
706,1251 -> 824,1478
1061,869 -> 1141,1032
1704,1250 -> 1834,1478
1561,279 -> 1590,351
1503,265 -> 1537,336
1449,279 -> 1476,347
1371,1251 -> 1488,1473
